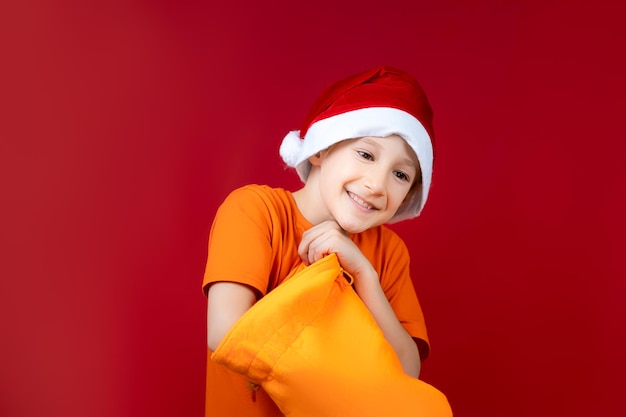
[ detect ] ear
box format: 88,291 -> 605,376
308,151 -> 323,167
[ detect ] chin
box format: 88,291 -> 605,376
338,219 -> 378,234
335,211 -> 391,233
342,226 -> 366,234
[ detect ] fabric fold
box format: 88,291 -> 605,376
212,254 -> 452,417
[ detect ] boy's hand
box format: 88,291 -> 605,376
298,220 -> 376,280
299,220 -> 421,377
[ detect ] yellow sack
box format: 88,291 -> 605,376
212,253 -> 452,417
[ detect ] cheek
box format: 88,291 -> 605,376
389,184 -> 412,207
321,159 -> 353,181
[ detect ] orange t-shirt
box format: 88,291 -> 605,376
203,184 -> 430,417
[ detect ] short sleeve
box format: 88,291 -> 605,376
202,186 -> 274,296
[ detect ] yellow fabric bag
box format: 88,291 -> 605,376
212,253 -> 452,417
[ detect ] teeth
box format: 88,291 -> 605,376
349,192 -> 374,209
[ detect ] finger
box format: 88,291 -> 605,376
299,221 -> 349,265
298,238 -> 310,265
308,231 -> 346,265
311,233 -> 334,261
298,228 -> 313,264
298,224 -> 328,264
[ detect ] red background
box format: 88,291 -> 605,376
2,1 -> 625,416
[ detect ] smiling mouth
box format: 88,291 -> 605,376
347,191 -> 377,210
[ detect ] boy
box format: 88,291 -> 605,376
203,65 -> 436,416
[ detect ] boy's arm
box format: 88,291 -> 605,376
298,220 -> 421,378
352,267 -> 421,377
206,282 -> 256,352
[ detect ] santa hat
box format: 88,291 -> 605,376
280,66 -> 435,222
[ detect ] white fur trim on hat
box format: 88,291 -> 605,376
279,130 -> 304,167
280,107 -> 433,222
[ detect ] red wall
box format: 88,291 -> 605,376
2,1 -> 624,416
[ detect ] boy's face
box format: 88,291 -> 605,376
311,135 -> 420,233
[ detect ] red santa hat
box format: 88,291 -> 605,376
280,66 -> 435,222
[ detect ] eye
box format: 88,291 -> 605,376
357,150 -> 374,160
393,171 -> 410,182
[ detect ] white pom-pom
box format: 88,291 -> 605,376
279,131 -> 303,167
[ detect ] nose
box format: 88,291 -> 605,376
363,166 -> 387,195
